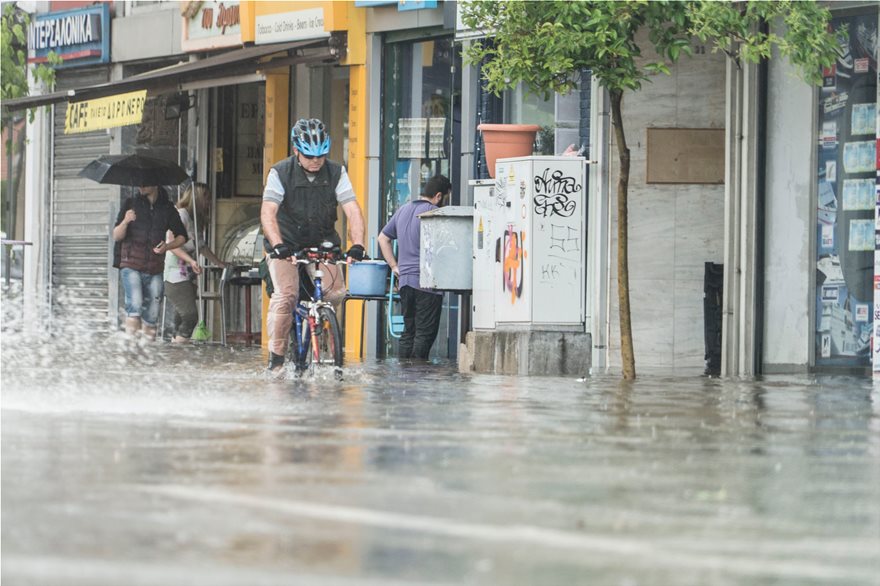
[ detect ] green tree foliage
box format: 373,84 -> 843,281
2,2 -> 61,125
461,0 -> 840,379
2,3 -> 61,240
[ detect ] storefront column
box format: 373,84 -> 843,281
261,68 -> 290,350
343,3 -> 370,359
23,86 -> 51,331
721,59 -> 760,377
344,61 -> 369,359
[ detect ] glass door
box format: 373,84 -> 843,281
380,35 -> 461,359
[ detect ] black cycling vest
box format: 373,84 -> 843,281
266,157 -> 342,253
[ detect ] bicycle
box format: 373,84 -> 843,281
286,242 -> 346,380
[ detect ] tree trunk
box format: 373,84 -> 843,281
609,89 -> 635,380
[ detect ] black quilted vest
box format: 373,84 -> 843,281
264,157 -> 342,253
119,192 -> 179,274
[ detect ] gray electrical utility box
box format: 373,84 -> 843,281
419,206 -> 474,291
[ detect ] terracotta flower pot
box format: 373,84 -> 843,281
478,123 -> 541,178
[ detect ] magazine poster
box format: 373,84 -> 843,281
816,9 -> 878,367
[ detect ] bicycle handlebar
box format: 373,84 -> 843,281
293,247 -> 344,263
293,257 -> 347,266
269,245 -> 369,263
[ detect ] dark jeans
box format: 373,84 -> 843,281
399,286 -> 443,359
164,280 -> 198,338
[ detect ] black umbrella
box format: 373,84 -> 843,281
78,154 -> 189,187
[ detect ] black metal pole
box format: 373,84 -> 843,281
5,118 -> 14,287
753,24 -> 769,375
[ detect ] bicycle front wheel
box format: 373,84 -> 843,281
290,313 -> 311,374
306,306 -> 343,378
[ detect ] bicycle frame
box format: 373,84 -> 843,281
291,249 -> 343,366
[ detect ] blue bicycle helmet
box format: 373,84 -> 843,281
291,118 -> 331,157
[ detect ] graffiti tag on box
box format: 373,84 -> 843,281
499,224 -> 526,304
533,168 -> 580,218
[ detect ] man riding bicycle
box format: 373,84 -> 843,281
261,118 -> 367,372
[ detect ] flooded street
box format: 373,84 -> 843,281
2,319 -> 879,585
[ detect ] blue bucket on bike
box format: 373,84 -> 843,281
348,260 -> 389,296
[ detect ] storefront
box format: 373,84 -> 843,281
250,1 -> 368,355
124,1 -> 356,343
352,1 -> 595,360
180,1 -> 258,338
813,6 -> 878,370
379,30 -> 461,358
30,3 -> 115,327
10,1 -> 346,338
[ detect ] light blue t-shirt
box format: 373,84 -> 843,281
381,199 -> 441,295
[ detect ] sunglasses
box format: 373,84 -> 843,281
300,153 -> 325,160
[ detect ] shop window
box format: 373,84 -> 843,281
121,92 -> 188,201
380,34 -> 462,359
122,63 -> 187,165
382,36 -> 458,220
509,82 -> 580,156
212,83 -> 265,199
291,64 -> 349,167
510,82 -> 554,154
814,7 -> 878,368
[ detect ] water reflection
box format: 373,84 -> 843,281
2,312 -> 879,585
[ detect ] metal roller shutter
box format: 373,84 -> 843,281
51,68 -> 113,329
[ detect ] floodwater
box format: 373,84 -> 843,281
2,313 -> 879,586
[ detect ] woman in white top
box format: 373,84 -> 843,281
164,183 -> 226,343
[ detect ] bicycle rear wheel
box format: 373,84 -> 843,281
304,306 -> 343,379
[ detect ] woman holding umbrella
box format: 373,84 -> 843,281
82,153 -> 190,340
163,182 -> 226,343
112,184 -> 187,340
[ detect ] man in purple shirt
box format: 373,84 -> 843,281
378,175 -> 452,359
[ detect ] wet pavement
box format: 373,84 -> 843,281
2,319 -> 879,585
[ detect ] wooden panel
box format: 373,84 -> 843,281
646,128 -> 724,184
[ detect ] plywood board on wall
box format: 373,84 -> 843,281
646,128 -> 725,184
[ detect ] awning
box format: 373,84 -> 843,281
2,35 -> 344,112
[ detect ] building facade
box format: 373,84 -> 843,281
12,1 -> 878,375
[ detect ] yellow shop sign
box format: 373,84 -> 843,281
64,90 -> 147,134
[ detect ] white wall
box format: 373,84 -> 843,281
606,37 -> 727,372
762,50 -> 814,370
112,7 -> 182,63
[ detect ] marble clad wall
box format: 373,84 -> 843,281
762,48 -> 813,369
606,33 -> 726,371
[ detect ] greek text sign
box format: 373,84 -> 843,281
28,4 -> 109,67
255,7 -> 329,45
182,1 -> 242,52
64,91 -> 147,135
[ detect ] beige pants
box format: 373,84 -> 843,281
267,257 -> 346,356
